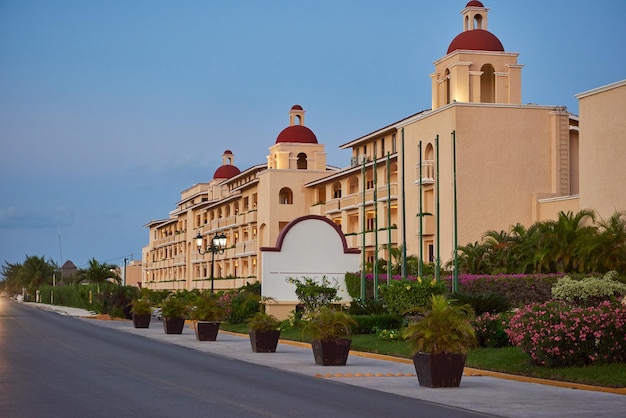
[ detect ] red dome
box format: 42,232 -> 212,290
291,104 -> 303,110
223,149 -> 233,154
466,1 -> 484,7
213,164 -> 240,179
447,29 -> 504,54
275,125 -> 318,144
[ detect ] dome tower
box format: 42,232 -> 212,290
431,1 -> 523,110
267,105 -> 326,171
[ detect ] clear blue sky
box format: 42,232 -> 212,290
1,0 -> 624,269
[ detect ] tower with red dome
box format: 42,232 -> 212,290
431,1 -> 523,109
267,105 -> 327,171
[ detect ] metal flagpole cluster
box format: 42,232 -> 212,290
386,152 -> 392,285
400,129 -> 407,278
373,148 -> 379,300
435,134 -> 441,280
418,141 -> 424,278
452,130 -> 459,293
360,157 -> 367,300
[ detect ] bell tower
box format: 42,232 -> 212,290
430,1 -> 523,110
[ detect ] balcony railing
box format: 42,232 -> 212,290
415,160 -> 435,185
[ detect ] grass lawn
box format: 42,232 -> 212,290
221,323 -> 626,388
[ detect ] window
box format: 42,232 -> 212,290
333,182 -> 342,199
480,64 -> 495,103
297,152 -> 307,169
392,134 -> 397,153
279,187 -> 293,204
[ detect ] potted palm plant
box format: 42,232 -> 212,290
302,306 -> 356,366
160,295 -> 188,334
189,292 -> 226,341
129,298 -> 152,328
404,294 -> 477,388
247,311 -> 282,353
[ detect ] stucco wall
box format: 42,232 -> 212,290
577,80 -> 626,220
261,216 -> 360,315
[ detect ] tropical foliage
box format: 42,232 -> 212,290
0,255 -> 57,296
455,210 -> 626,274
403,294 -> 477,355
78,258 -> 120,293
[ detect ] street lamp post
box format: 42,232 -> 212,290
195,232 -> 227,293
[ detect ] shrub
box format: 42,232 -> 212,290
348,298 -> 388,315
377,328 -> 406,342
301,306 -> 356,341
352,313 -> 403,334
286,276 -> 340,314
379,277 -> 447,316
551,271 -> 626,307
473,311 -> 513,348
451,291 -> 511,316
454,274 -> 562,307
506,301 -> 626,367
224,290 -> 260,324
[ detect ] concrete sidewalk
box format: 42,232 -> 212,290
25,303 -> 626,417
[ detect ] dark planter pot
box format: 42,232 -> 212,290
132,313 -> 151,328
412,352 -> 467,388
194,321 -> 221,341
163,317 -> 186,334
311,338 -> 352,366
249,330 -> 281,353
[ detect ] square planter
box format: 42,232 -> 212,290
194,321 -> 221,341
249,330 -> 281,353
311,338 -> 351,366
412,352 -> 467,388
132,313 -> 151,328
163,317 -> 186,334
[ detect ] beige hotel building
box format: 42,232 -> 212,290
142,1 -> 626,292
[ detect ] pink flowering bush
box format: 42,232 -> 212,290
506,300 -> 626,367
473,311 -> 513,348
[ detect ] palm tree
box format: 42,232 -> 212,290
591,211 -> 626,272
22,255 -> 57,290
79,258 -> 120,293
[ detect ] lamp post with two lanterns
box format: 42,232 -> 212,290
195,232 -> 227,293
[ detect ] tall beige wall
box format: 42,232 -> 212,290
577,80 -> 626,220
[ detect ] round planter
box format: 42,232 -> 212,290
249,330 -> 281,353
194,321 -> 221,341
311,338 -> 351,366
412,352 -> 467,388
132,313 -> 151,328
163,317 -> 186,334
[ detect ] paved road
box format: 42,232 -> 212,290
0,300 -> 492,418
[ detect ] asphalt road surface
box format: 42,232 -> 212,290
0,300 -> 499,418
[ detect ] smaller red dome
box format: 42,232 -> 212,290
223,150 -> 233,155
275,125 -> 318,144
447,29 -> 504,54
291,104 -> 303,110
466,1 -> 484,7
213,164 -> 240,179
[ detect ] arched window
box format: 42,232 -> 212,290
473,14 -> 483,29
279,187 -> 293,205
297,152 -> 307,169
332,182 -> 342,199
480,64 -> 495,103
